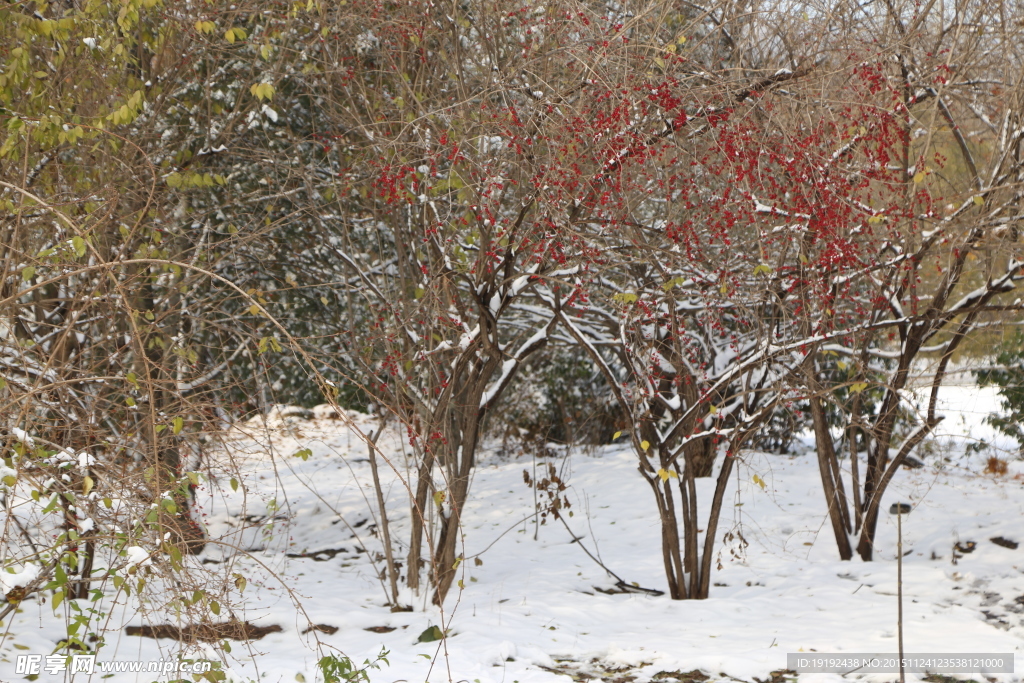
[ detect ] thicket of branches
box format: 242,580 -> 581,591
2,0 -> 1023,671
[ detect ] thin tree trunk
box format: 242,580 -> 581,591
697,451 -> 736,599
810,395 -> 853,560
406,447 -> 435,593
367,427 -> 401,608
648,469 -> 684,599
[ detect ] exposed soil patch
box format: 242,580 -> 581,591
126,621 -> 283,642
753,670 -> 797,683
652,670 -> 710,683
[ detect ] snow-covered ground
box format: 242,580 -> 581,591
2,385 -> 1024,683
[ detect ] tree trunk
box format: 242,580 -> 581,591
809,395 -> 854,560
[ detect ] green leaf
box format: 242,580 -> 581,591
250,82 -> 275,101
21,265 -> 35,281
294,448 -> 312,461
172,416 -> 184,435
211,600 -> 221,615
258,336 -> 282,354
71,236 -> 86,258
52,589 -> 65,612
417,625 -> 444,643
613,292 -> 639,304
230,477 -> 239,492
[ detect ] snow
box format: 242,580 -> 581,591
1,388 -> 1023,682
123,546 -> 152,569
0,563 -> 40,594
11,427 -> 34,447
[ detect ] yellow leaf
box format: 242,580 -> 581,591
850,382 -> 868,393
83,476 -> 94,496
658,468 -> 670,482
248,304 -> 261,316
913,171 -> 926,184
640,440 -> 650,451
613,431 -> 622,439
973,195 -> 984,206
752,474 -> 766,490
677,35 -> 687,44
224,28 -> 236,43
